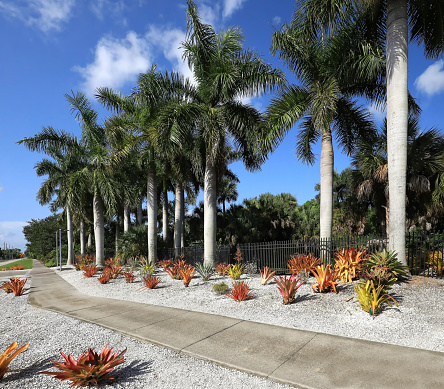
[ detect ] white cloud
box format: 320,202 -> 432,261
415,60 -> 444,96
0,187 -> 3,192
222,0 -> 246,19
0,221 -> 28,252
145,26 -> 194,83
73,31 -> 151,96
0,0 -> 75,33
272,16 -> 282,27
199,1 -> 219,26
367,103 -> 386,123
90,0 -> 126,21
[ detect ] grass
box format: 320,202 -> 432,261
0,259 -> 33,270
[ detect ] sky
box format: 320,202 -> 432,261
0,0 -> 443,252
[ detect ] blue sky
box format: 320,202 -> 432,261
0,0 -> 443,252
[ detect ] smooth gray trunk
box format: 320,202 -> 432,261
387,0 -> 408,266
174,182 -> 183,258
80,219 -> 85,258
137,201 -> 143,225
181,188 -> 185,248
66,207 -> 74,266
162,189 -> 168,242
319,131 -> 334,262
93,193 -> 105,267
123,204 -> 131,233
87,232 -> 92,248
115,218 -> 120,257
147,169 -> 157,263
204,155 -> 217,266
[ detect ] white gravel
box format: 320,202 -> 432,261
2,265 -> 444,388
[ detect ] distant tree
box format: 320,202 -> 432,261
23,215 -> 65,261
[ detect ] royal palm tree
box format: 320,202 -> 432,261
18,128 -> 85,266
290,0 -> 444,265
180,0 -> 285,265
266,16 -> 379,259
96,67 -> 196,263
66,91 -> 119,267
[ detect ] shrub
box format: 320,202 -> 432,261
158,259 -> 173,269
227,263 -> 245,280
98,273 -> 110,284
1,278 -> 27,296
259,266 -> 276,285
212,282 -> 230,295
195,262 -> 214,281
354,280 -> 398,318
274,275 -> 304,304
0,342 -> 30,380
122,271 -> 136,283
141,275 -> 161,290
287,254 -> 320,276
179,265 -> 197,287
10,266 -> 25,271
105,265 -> 122,279
215,262 -> 230,276
334,248 -> 368,283
361,249 -> 408,289
1,280 -> 13,293
83,265 -> 98,278
227,281 -> 254,301
311,265 -> 338,293
139,256 -> 157,276
41,344 -> 126,387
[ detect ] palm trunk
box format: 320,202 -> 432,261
162,188 -> 169,242
181,188 -> 185,248
174,182 -> 183,259
80,219 -> 85,258
387,0 -> 408,266
115,217 -> 120,257
319,131 -> 334,263
93,193 -> 105,268
66,207 -> 74,266
204,153 -> 217,266
137,201 -> 143,225
147,168 -> 157,263
123,204 -> 131,233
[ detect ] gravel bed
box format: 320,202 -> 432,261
2,267 -> 444,388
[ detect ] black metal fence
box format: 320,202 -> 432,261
407,231 -> 444,277
158,232 -> 444,278
238,235 -> 387,272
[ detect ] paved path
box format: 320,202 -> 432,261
26,260 -> 444,389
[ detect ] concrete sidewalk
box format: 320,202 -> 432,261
27,260 -> 444,389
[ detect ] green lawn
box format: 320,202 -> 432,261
0,259 -> 33,270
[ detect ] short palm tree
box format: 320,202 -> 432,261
180,0 -> 285,266
353,113 -> 444,234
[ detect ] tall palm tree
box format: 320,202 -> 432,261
96,67 -> 196,263
291,0 -> 444,265
66,91 -> 119,267
18,128 -> 85,265
266,15 -> 379,260
180,0 -> 285,265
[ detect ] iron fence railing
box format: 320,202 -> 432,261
407,231 -> 444,277
158,232 -> 444,278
